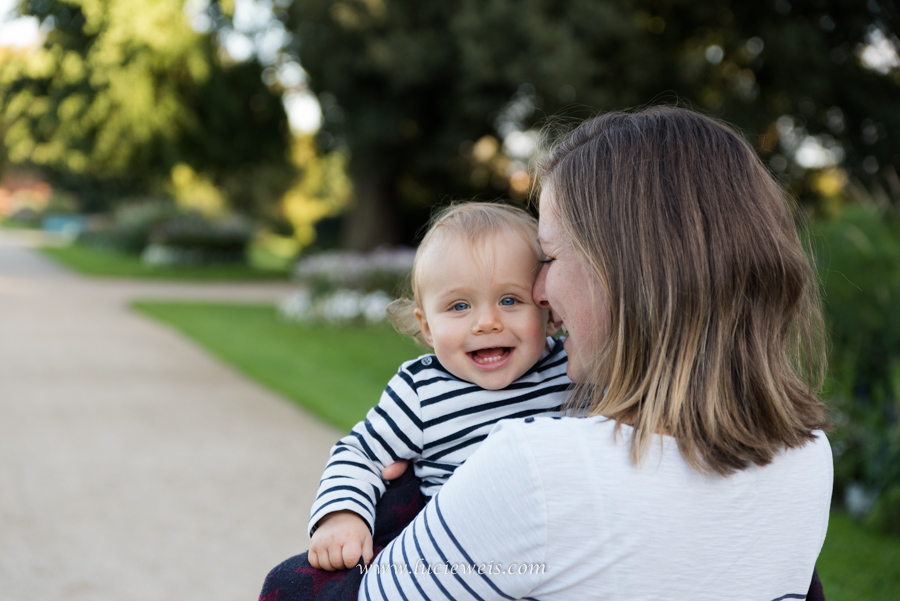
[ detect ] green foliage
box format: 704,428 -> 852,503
0,209 -> 40,228
818,511 -> 900,601
810,203 -> 900,533
76,196 -> 254,264
150,215 -> 253,263
80,200 -> 182,253
280,136 -> 352,247
45,195 -> 79,216
15,189 -> 82,218
0,0 -> 290,211
283,0 -> 900,247
131,302 -> 420,429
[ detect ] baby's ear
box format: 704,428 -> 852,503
414,308 -> 434,348
544,309 -> 560,337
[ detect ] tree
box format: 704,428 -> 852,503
283,0 -> 900,249
0,0 -> 291,212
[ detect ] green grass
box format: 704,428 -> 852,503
132,301 -> 421,429
40,244 -> 289,280
133,301 -> 900,598
818,511 -> 900,601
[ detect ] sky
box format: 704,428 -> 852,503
0,0 -> 38,48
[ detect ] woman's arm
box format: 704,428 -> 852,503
358,421 -> 548,601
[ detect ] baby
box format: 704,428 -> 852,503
307,201 -> 571,573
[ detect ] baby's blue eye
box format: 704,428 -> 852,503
500,297 -> 517,306
452,302 -> 470,311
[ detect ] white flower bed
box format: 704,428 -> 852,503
281,247 -> 415,325
279,288 -> 393,324
292,246 -> 415,291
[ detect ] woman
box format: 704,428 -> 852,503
352,106 -> 832,600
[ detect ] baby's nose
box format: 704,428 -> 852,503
473,308 -> 503,334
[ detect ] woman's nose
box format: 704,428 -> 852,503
533,264 -> 551,309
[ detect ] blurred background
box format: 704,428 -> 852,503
1,0 -> 899,596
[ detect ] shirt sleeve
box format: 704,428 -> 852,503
358,420 -> 548,601
309,369 -> 426,537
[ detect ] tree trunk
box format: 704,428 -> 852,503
341,172 -> 400,251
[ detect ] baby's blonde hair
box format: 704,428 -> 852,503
387,201 -> 541,346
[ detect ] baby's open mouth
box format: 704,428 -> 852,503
469,347 -> 511,365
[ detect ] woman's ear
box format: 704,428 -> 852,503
414,308 -> 434,347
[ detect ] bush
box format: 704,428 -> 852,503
42,193 -> 80,215
78,200 -> 180,253
7,207 -> 42,228
809,203 -> 900,534
75,199 -> 253,266
143,215 -> 253,266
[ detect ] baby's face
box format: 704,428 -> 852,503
414,228 -> 550,390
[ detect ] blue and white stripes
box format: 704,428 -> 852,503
309,337 -> 570,536
362,491 -> 557,600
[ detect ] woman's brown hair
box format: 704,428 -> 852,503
537,106 -> 828,475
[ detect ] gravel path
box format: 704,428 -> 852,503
0,231 -> 340,601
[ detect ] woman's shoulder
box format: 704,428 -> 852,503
484,415 -> 623,467
770,429 -> 833,480
493,414 -> 617,438
498,417 -> 833,453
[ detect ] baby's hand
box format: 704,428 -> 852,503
309,510 -> 373,571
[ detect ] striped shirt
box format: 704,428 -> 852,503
309,337 -> 570,536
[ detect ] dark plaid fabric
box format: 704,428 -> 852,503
258,468 -> 827,601
258,467 -> 425,601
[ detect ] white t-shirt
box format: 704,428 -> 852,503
359,415 -> 833,600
